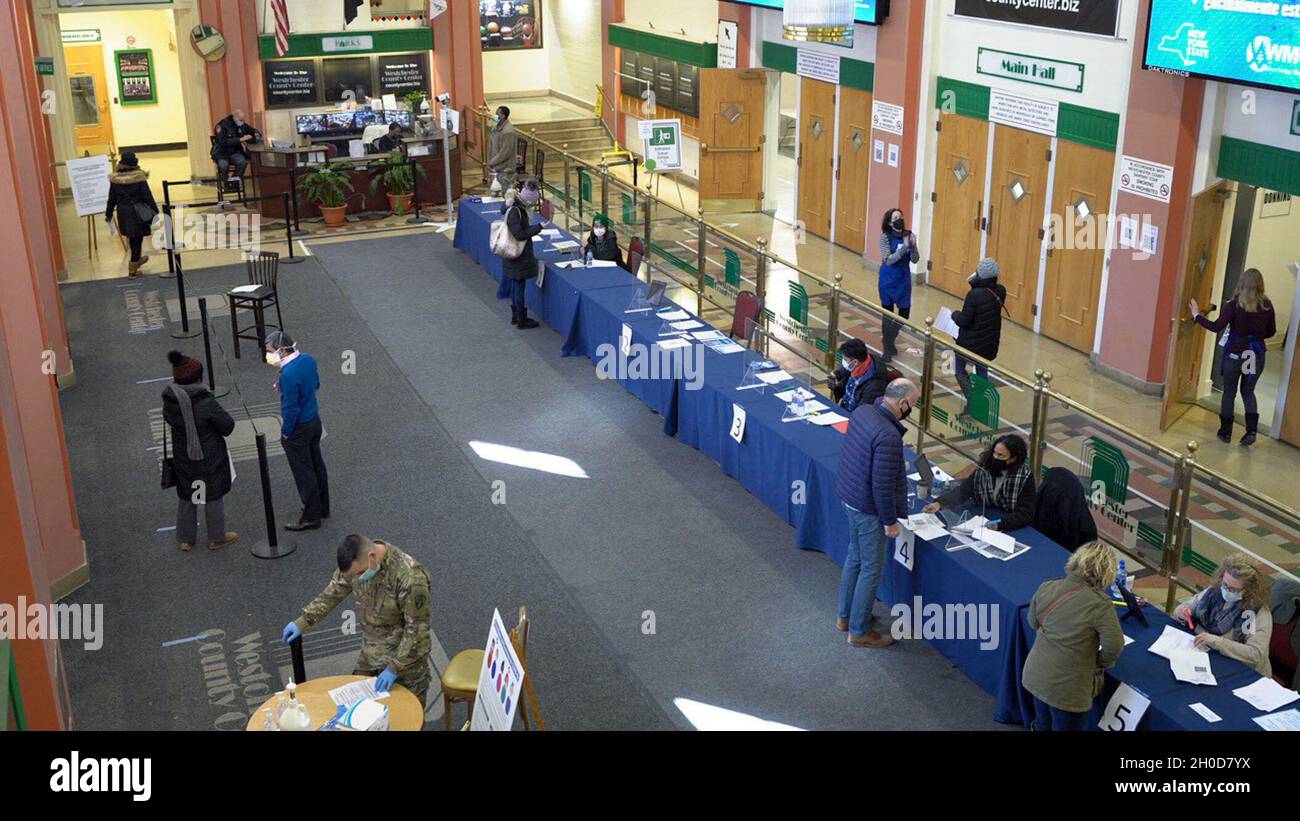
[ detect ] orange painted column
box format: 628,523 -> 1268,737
864,0 -> 926,254
200,0 -> 265,131
1096,0 -> 1204,387
602,0 -> 625,143
432,0 -> 484,115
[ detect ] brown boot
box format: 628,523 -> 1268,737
128,260 -> 141,277
209,531 -> 239,550
835,618 -> 849,632
848,631 -> 896,648
179,542 -> 193,552
136,254 -> 150,271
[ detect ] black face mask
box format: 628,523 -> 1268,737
988,457 -> 1010,476
892,218 -> 905,232
898,401 -> 913,421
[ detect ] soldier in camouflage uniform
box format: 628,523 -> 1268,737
284,535 -> 433,706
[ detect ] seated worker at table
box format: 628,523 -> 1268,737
827,339 -> 891,413
583,216 -> 625,268
1023,542 -> 1126,731
282,535 -> 433,706
211,109 -> 261,184
922,434 -> 1036,531
1172,553 -> 1274,678
371,123 -> 404,154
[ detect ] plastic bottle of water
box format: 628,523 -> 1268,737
585,248 -> 594,268
1111,560 -> 1128,598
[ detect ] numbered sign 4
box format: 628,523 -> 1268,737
893,524 -> 915,571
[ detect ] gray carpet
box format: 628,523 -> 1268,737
55,228 -> 1012,730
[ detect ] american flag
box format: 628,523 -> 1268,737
272,0 -> 290,57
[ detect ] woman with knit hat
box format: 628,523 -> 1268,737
104,151 -> 159,277
162,351 -> 238,551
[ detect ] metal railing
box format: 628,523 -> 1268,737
465,106 -> 1300,608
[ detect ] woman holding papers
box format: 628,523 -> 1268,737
1172,554 -> 1273,677
583,215 -> 625,269
1023,543 -> 1126,730
951,257 -> 1007,416
501,178 -> 544,329
922,434 -> 1035,532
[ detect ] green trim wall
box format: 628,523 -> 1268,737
258,29 -> 433,60
608,24 -> 717,68
933,75 -> 1118,152
1218,137 -> 1300,197
760,41 -> 874,93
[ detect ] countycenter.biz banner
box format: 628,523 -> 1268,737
955,0 -> 1121,37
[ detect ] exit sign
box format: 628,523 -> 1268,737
977,47 -> 1084,93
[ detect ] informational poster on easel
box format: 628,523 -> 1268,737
638,118 -> 684,208
66,155 -> 111,218
469,608 -> 525,731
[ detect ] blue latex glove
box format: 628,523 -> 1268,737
282,622 -> 301,644
375,668 -> 397,693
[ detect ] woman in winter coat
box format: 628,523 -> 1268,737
951,257 -> 1007,415
162,351 -> 238,551
583,215 -> 625,269
501,177 -> 544,329
104,151 -> 159,277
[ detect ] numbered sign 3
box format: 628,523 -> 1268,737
730,403 -> 747,444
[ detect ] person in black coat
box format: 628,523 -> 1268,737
211,109 -> 261,186
924,434 -> 1036,532
951,257 -> 1007,414
162,351 -> 238,551
103,152 -> 159,277
827,338 -> 892,413
501,177 -> 544,329
583,215 -> 625,269
1035,467 -> 1098,552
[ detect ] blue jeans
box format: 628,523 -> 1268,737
510,278 -> 526,312
1031,696 -> 1087,731
838,503 -> 887,637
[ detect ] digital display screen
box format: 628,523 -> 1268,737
383,109 -> 414,128
1143,0 -> 1300,93
726,0 -> 883,25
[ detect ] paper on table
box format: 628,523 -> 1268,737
780,401 -> 832,421
705,340 -> 744,354
1123,635 -> 1135,646
540,228 -> 562,236
1233,677 -> 1300,712
656,309 -> 691,321
1170,650 -> 1217,685
692,330 -> 726,341
1148,625 -> 1198,660
774,387 -> 816,403
588,260 -> 619,268
478,196 -> 504,203
328,678 -> 390,707
551,240 -> 580,251
972,540 -> 1031,561
935,306 -> 962,337
656,337 -> 693,350
671,320 -> 704,331
950,515 -> 989,535
905,513 -> 949,541
973,527 -> 1016,552
1189,703 -> 1223,723
808,411 -> 849,426
1253,707 -> 1300,731
756,369 -> 793,385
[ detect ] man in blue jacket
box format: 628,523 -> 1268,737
266,331 -> 330,531
835,378 -> 918,647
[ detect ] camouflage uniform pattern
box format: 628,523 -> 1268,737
295,542 -> 433,705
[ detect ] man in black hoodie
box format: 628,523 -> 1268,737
951,257 -> 1006,415
211,109 -> 261,187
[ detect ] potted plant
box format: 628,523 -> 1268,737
402,90 -> 429,112
300,162 -> 355,227
369,150 -> 426,215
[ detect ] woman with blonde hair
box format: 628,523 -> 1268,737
1173,554 -> 1273,677
1190,268 -> 1276,445
1022,542 -> 1126,730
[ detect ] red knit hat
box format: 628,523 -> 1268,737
167,350 -> 203,385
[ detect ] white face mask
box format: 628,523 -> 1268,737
841,357 -> 854,371
265,351 -> 280,367
1221,584 -> 1244,603
594,227 -> 607,238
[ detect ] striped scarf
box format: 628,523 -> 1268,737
972,460 -> 1030,514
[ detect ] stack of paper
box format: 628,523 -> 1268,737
808,411 -> 848,426
774,388 -> 816,403
655,337 -> 693,350
551,240 -> 579,251
704,338 -> 744,354
1253,707 -> 1300,731
1169,650 -> 1217,685
692,329 -> 726,341
670,320 -> 704,331
756,369 -> 793,386
328,678 -> 390,707
656,309 -> 691,321
905,513 -> 949,541
1233,677 -> 1300,712
1147,625 -> 1198,661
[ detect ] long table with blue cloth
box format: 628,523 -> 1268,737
451,198 -> 1281,731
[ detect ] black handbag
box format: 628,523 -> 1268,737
160,422 -> 176,490
134,201 -> 157,224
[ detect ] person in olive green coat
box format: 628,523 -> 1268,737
1023,542 -> 1126,730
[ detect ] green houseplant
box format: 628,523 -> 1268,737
402,90 -> 429,112
369,150 -> 426,215
300,162 -> 355,227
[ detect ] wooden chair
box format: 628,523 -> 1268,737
227,251 -> 283,359
441,606 -> 532,731
730,290 -> 764,341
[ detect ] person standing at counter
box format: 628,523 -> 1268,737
487,106 -> 519,194
211,109 -> 261,187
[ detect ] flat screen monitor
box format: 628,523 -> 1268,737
1142,0 -> 1300,94
725,0 -> 884,25
353,109 -> 381,129
325,112 -> 356,132
383,109 -> 414,128
296,114 -> 329,135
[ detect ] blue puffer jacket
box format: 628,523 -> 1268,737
835,399 -> 908,525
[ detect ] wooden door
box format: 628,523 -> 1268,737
930,112 -> 988,297
698,68 -> 766,212
987,126 -> 1051,327
65,44 -> 114,152
1040,141 -> 1114,352
1160,181 -> 1231,430
1281,333 -> 1300,446
834,86 -> 872,254
797,77 -> 836,241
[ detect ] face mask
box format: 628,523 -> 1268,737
989,458 -> 1009,476
519,188 -> 540,206
841,357 -> 853,371
358,555 -> 380,583
893,218 -> 905,232
495,114 -> 503,125
1220,585 -> 1243,603
898,401 -> 913,421
265,351 -> 280,367
594,227 -> 607,238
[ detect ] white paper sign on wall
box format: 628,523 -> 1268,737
872,100 -> 905,136
1118,155 -> 1174,204
717,20 -> 739,70
888,143 -> 899,168
988,89 -> 1059,137
873,139 -> 885,164
797,49 -> 840,85
1098,683 -> 1150,731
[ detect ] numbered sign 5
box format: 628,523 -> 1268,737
1098,682 -> 1150,732
730,403 -> 747,444
893,524 -> 915,571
